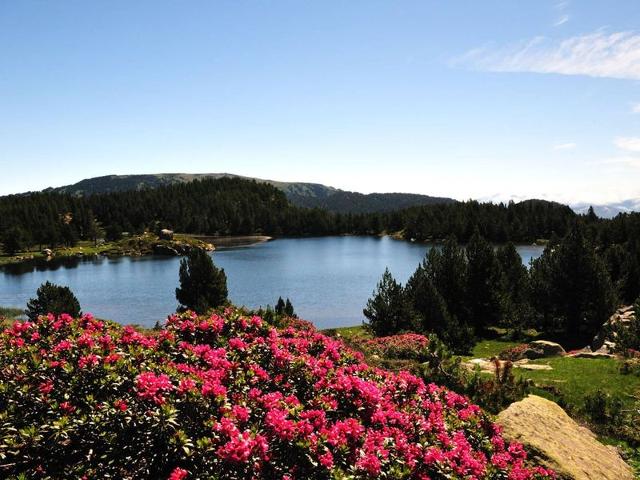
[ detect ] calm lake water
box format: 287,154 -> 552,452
0,237 -> 544,329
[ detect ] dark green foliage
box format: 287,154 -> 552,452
275,297 -> 296,317
1,225 -> 29,255
465,231 -> 501,334
405,257 -> 474,354
429,238 -> 466,315
284,298 -> 295,317
603,243 -> 640,304
104,223 -> 123,241
26,281 -> 81,320
0,192 -> 94,249
176,249 -> 228,313
583,389 -> 623,425
289,190 -> 455,214
496,242 -> 532,334
466,360 -> 530,414
419,335 -> 528,414
530,225 -> 617,346
363,269 -> 412,337
428,237 -> 472,333
0,176 -> 581,249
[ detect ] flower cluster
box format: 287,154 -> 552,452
359,333 -> 431,361
0,309 -> 555,479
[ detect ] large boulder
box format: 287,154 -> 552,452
529,340 -> 566,357
592,305 -> 636,352
497,395 -> 633,480
506,341 -> 566,361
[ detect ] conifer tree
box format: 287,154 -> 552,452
363,268 -> 411,337
1,226 -> 27,255
405,258 -> 474,353
465,231 -> 501,334
496,242 -> 531,334
275,297 -> 286,315
284,298 -> 295,317
530,225 -> 617,345
429,236 -> 469,325
26,281 -> 81,320
176,248 -> 228,313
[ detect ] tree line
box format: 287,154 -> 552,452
1,177 -> 580,252
364,225 -> 621,352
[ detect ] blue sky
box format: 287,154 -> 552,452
1,1 -> 639,204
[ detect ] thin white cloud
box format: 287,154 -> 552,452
601,137 -> 640,170
632,102 -> 640,113
603,155 -> 640,168
614,136 -> 640,152
554,15 -> 569,27
553,142 -> 576,150
553,1 -> 569,27
456,30 -> 640,80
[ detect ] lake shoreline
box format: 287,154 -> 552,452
0,234 -> 271,268
0,236 -> 545,328
0,232 -> 547,268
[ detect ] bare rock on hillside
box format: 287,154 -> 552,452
464,358 -> 553,373
592,305 -> 636,352
567,350 -> 614,359
529,340 -> 566,357
497,395 -> 633,480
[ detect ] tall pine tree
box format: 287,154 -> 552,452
363,268 -> 412,337
530,225 -> 617,346
176,248 -> 228,313
465,231 -> 501,334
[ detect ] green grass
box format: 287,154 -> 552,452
323,325 -> 372,343
0,306 -> 23,319
0,234 -> 212,266
468,339 -> 521,359
0,306 -> 24,327
514,356 -> 640,409
463,337 -> 640,410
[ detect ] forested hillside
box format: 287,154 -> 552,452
49,173 -> 454,213
1,177 -> 581,251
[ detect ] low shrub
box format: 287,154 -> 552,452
0,309 -> 554,479
498,344 -> 530,362
359,333 -> 431,361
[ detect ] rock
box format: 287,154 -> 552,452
159,229 -> 174,240
592,306 -> 636,351
42,248 -> 53,257
465,358 -> 494,372
513,341 -> 565,360
568,351 -> 614,359
497,395 -> 634,480
464,358 -> 552,373
529,340 -> 566,357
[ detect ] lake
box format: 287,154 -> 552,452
0,237 -> 544,329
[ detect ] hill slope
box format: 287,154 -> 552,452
49,173 -> 455,213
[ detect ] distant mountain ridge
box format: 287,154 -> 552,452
48,173 -> 456,214
571,200 -> 640,219
42,173 -> 640,217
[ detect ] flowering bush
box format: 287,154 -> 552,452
0,309 -> 555,479
359,333 -> 431,361
498,344 -> 530,362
